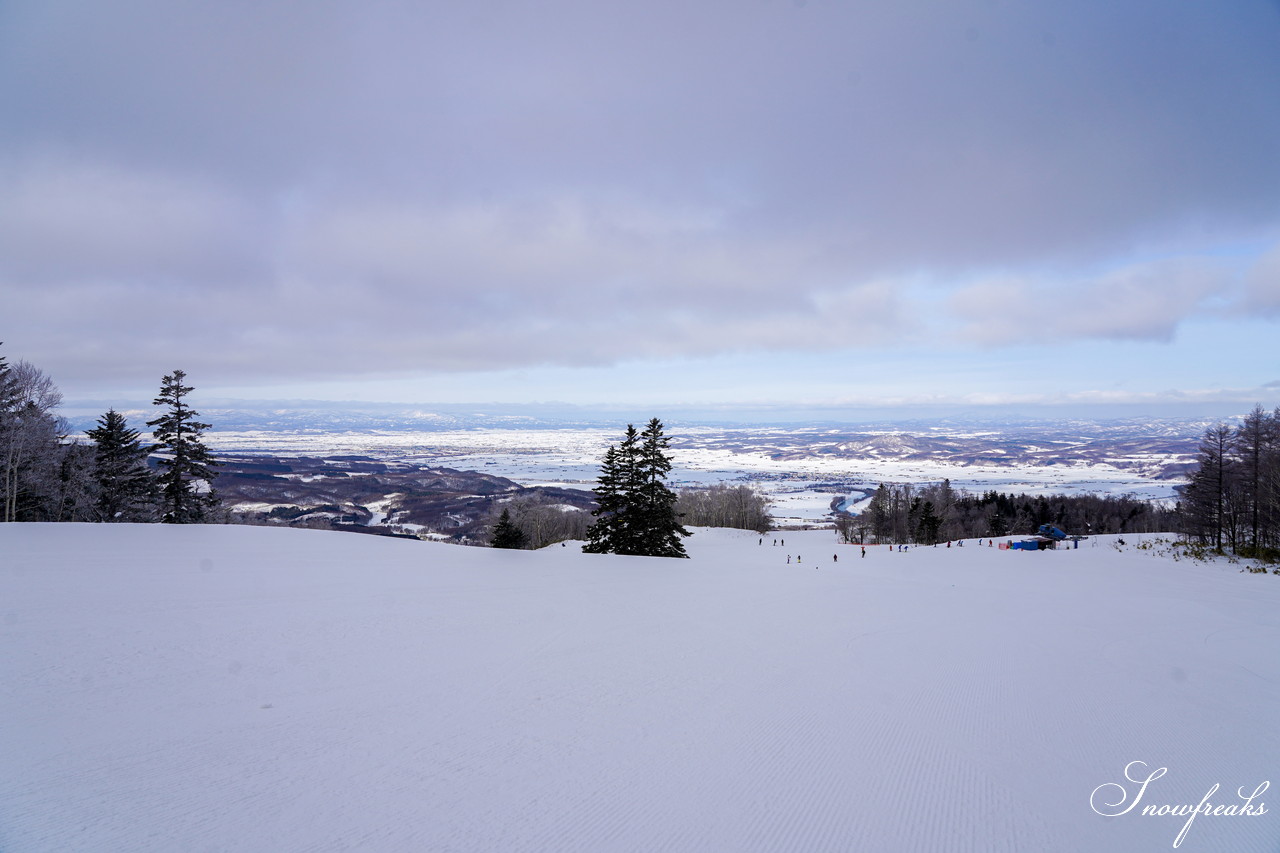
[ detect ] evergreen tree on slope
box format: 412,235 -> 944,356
583,419 -> 689,558
634,418 -> 690,557
147,370 -> 218,523
583,426 -> 640,554
490,507 -> 528,549
88,408 -> 159,522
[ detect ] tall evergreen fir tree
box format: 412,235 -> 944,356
583,427 -> 641,554
490,508 -> 528,549
147,370 -> 218,524
634,418 -> 690,557
583,444 -> 623,553
612,425 -> 643,554
915,499 -> 941,544
584,419 -> 688,557
88,408 -> 159,522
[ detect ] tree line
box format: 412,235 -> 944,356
0,345 -> 219,525
838,479 -> 1178,545
1181,404 -> 1279,559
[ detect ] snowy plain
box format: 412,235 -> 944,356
203,427 -> 1185,526
2,523 -> 1277,852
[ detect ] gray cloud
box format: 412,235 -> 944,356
0,155 -> 266,284
2,0 -> 1279,390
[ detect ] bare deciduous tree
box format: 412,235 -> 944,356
675,484 -> 772,533
485,492 -> 591,550
0,359 -> 71,522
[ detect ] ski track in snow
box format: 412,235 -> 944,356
2,525 -> 1278,852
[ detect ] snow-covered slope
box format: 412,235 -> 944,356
2,524 -> 1277,852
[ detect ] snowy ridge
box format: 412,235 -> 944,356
2,524 -> 1277,852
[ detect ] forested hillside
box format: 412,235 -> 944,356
839,480 -> 1177,545
1181,404 -> 1280,559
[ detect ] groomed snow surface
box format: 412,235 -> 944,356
2,524 -> 1277,852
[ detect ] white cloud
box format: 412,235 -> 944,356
946,258 -> 1233,346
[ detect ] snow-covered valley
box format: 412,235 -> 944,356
201,420 -> 1202,528
3,523 -> 1276,852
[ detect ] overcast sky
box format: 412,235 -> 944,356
2,0 -> 1278,417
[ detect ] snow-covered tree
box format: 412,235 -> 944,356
0,356 -> 68,522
